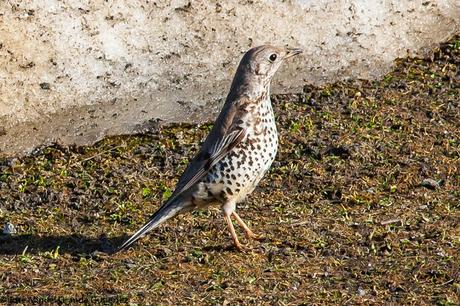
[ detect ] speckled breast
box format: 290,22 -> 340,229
198,97 -> 278,206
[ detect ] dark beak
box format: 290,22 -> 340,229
285,47 -> 303,58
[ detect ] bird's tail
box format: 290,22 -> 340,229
115,200 -> 184,253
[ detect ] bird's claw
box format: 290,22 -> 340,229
246,232 -> 265,241
234,242 -> 249,252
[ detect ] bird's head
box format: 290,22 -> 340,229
236,45 -> 302,84
228,45 -> 302,99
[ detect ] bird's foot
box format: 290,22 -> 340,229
234,241 -> 249,252
246,231 -> 265,241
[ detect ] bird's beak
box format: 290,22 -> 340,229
284,47 -> 303,59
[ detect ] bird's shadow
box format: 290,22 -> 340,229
0,234 -> 126,256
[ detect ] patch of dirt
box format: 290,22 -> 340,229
0,34 -> 459,304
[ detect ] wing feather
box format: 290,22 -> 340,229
175,127 -> 246,194
163,97 -> 250,204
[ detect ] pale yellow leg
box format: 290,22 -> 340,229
224,214 -> 245,251
232,212 -> 263,240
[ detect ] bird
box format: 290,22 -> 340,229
117,45 -> 302,252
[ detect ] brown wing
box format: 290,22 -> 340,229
166,97 -> 250,203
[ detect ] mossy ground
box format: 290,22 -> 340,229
1,35 -> 459,305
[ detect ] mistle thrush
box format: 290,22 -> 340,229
117,45 -> 302,252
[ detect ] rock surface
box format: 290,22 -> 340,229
0,0 -> 459,156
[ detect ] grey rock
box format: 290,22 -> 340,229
0,0 -> 459,156
2,222 -> 17,235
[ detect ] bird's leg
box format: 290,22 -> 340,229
232,212 -> 263,240
223,201 -> 245,251
224,214 -> 245,251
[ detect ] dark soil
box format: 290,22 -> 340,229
1,35 -> 459,305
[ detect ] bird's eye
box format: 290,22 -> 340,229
269,54 -> 277,62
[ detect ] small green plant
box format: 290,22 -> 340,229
162,188 -> 172,200
142,187 -> 152,198
19,246 -> 33,264
313,238 -> 327,249
289,120 -> 301,133
43,246 -> 60,260
110,201 -> 138,222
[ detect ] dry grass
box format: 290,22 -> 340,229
0,34 -> 459,304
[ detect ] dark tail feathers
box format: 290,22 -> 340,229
115,202 -> 182,253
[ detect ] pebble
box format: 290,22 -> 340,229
3,222 -> 17,235
358,288 -> 366,296
421,178 -> 442,190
